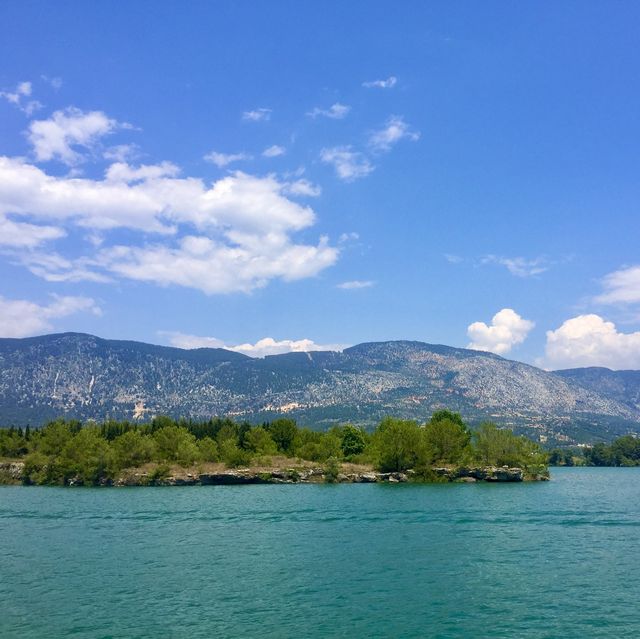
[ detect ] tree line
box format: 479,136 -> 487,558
0,410 -> 548,485
546,434 -> 640,467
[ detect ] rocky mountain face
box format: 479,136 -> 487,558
555,368 -> 640,415
1,333 -> 639,444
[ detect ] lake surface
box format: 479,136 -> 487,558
1,467 -> 639,638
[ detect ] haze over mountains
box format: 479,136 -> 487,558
1,333 -> 639,445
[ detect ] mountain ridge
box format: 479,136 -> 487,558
1,332 -> 639,444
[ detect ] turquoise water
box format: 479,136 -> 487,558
1,468 -> 639,638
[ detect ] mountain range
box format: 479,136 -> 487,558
1,332 -> 639,445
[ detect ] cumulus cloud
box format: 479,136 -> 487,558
467,308 -> 535,355
262,145 -> 286,158
242,108 -> 271,122
307,103 -> 351,119
543,314 -> 640,370
0,157 -> 338,293
203,150 -> 251,167
320,146 -> 374,181
594,265 -> 640,305
27,107 -> 125,164
161,331 -> 347,357
0,81 -> 42,115
482,255 -> 549,277
0,294 -> 101,338
337,280 -> 374,290
363,76 -> 397,89
368,116 -> 419,152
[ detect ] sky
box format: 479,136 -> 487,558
1,1 -> 639,370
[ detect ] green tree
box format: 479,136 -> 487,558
340,424 -> 367,458
197,437 -> 219,462
243,427 -> 277,456
372,417 -> 424,472
59,427 -> 117,484
113,430 -> 157,468
153,426 -> 200,464
423,413 -> 471,464
267,418 -> 298,455
473,422 -> 547,473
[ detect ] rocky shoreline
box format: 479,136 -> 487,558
0,461 -> 548,486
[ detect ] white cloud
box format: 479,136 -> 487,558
203,150 -> 252,167
444,253 -> 463,264
0,81 -> 42,115
0,294 -> 101,338
0,157 -> 338,293
594,265 -> 640,305
338,232 -> 359,243
41,75 -> 63,90
262,145 -> 286,158
337,280 -> 374,290
482,255 -> 549,277
103,143 -> 140,162
0,215 -> 65,248
97,234 -> 336,294
242,108 -> 271,122
282,178 -> 321,197
544,314 -> 640,370
362,76 -> 397,89
105,161 -> 180,182
467,308 -> 535,355
307,103 -> 351,119
161,331 -> 347,357
27,107 -> 125,165
368,115 -> 419,152
320,146 -> 374,181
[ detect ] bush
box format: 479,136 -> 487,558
324,456 -> 341,483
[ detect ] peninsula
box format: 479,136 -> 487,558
0,410 -> 549,486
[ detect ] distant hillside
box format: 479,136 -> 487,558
555,367 -> 640,415
1,333 -> 639,444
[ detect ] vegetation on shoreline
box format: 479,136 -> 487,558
0,410 -> 548,485
549,435 -> 640,467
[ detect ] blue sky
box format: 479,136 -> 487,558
1,1 -> 639,369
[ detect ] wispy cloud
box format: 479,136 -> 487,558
320,146 -> 374,181
203,150 -> 252,167
27,107 -> 128,165
368,115 -> 420,152
41,75 -> 63,90
0,294 -> 101,338
594,265 -> 640,305
283,178 -> 321,197
262,145 -> 286,158
242,108 -> 271,122
0,81 -> 42,115
362,76 -> 397,89
444,253 -> 463,264
307,102 -> 351,120
103,143 -> 140,163
339,232 -> 360,243
337,280 -> 375,290
481,255 -> 550,278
